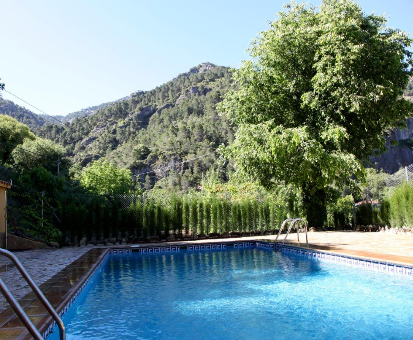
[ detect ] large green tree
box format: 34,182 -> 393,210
11,137 -> 66,174
220,0 -> 413,227
79,159 -> 134,195
0,115 -> 36,163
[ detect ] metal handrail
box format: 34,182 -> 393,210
0,248 -> 65,340
0,278 -> 43,339
274,218 -> 294,243
275,218 -> 309,246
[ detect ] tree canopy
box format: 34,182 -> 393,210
79,159 -> 134,195
11,137 -> 66,174
220,0 -> 413,227
0,114 -> 36,163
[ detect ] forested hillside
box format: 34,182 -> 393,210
4,63 -> 413,187
38,63 -> 235,190
0,97 -> 46,130
39,95 -> 132,124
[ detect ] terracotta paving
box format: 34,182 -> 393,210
0,247 -> 93,313
0,231 -> 412,339
280,231 -> 413,266
0,248 -> 108,340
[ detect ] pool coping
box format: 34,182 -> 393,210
274,243 -> 413,275
0,248 -> 109,340
1,238 -> 413,339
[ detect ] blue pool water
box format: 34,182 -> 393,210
48,247 -> 413,340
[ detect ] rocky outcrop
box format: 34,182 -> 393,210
131,164 -> 154,181
125,105 -> 159,125
369,144 -> 413,173
90,121 -> 116,135
157,103 -> 173,113
391,118 -> 413,140
175,86 -> 212,105
175,93 -> 186,105
174,62 -> 216,80
369,118 -> 413,173
80,136 -> 97,147
128,105 -> 156,124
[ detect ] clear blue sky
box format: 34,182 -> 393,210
1,0 -> 412,116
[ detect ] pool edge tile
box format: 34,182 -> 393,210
0,248 -> 109,340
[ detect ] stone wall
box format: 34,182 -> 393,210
6,234 -> 48,250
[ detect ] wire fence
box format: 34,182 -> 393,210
386,164 -> 413,188
109,193 -> 142,210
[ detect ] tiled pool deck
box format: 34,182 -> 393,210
0,248 -> 107,339
0,231 -> 412,339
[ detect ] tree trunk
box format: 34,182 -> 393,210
302,183 -> 327,229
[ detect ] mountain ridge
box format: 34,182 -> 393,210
36,63 -> 234,189
0,97 -> 46,130
1,64 -> 413,182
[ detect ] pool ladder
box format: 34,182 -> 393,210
0,248 -> 66,340
274,218 -> 309,246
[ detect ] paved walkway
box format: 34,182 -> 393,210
281,231 -> 413,265
0,246 -> 94,314
0,248 -> 107,340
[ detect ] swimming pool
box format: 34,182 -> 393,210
47,243 -> 413,339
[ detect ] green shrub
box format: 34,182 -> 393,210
203,198 -> 211,234
155,203 -> 163,237
355,203 -> 372,226
182,197 -> 190,234
162,206 -> 170,238
189,199 -> 198,235
197,200 -> 204,235
379,199 -> 390,226
389,183 -> 413,227
210,198 -> 218,233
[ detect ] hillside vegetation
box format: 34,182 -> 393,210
38,63 -> 235,190
0,67 -> 412,244
0,97 -> 46,130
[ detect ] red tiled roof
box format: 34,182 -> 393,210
0,180 -> 12,189
355,199 -> 380,206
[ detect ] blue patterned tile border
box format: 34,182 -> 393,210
256,242 -> 275,250
43,250 -> 110,339
126,241 -> 259,254
187,244 -> 227,252
233,242 -> 255,249
275,244 -> 413,276
111,248 -> 132,255
133,246 -> 181,254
